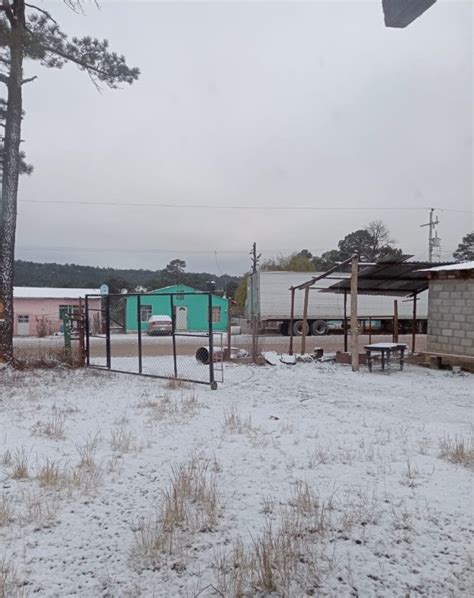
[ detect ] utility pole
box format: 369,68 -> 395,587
250,242 -> 261,362
420,208 -> 440,263
250,242 -> 260,274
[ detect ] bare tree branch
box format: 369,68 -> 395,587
21,75 -> 37,84
24,3 -> 58,24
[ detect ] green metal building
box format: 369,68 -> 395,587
125,284 -> 229,333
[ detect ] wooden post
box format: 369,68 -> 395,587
301,286 -> 310,355
411,293 -> 417,354
368,316 -> 372,344
351,255 -> 359,371
343,290 -> 348,352
393,300 -> 399,343
289,287 -> 295,356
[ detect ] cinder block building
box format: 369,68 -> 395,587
424,262 -> 474,358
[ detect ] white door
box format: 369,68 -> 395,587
17,314 -> 30,336
175,306 -> 188,331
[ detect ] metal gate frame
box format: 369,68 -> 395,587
84,291 -> 221,389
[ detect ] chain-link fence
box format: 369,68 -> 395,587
85,291 -> 223,388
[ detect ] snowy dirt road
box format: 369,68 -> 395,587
0,361 -> 472,597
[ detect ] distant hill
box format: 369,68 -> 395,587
14,260 -> 240,296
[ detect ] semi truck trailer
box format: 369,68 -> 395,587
246,271 -> 428,336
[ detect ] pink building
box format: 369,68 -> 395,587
13,287 -> 101,336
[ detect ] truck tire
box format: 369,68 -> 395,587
311,320 -> 328,336
293,320 -> 310,336
280,321 -> 289,336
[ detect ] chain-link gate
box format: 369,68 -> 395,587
85,291 -> 223,389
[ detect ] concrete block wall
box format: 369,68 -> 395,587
427,279 -> 474,357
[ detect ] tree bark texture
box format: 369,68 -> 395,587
0,3 -> 24,362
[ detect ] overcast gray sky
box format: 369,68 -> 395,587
16,0 -> 473,275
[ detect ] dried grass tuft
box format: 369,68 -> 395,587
215,482 -> 333,597
75,433 -> 100,469
110,425 -> 134,453
439,434 -> 474,469
223,405 -> 256,435
132,456 -> 220,566
0,495 -> 14,527
37,458 -> 64,488
31,409 -> 66,440
11,448 -> 29,480
141,392 -> 201,423
0,557 -> 27,598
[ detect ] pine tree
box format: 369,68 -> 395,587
0,1 -> 139,362
453,232 -> 474,262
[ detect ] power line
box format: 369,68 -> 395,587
16,245 -> 305,255
19,199 -> 472,213
16,243 -> 457,256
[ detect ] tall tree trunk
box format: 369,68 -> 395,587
0,27 -> 23,363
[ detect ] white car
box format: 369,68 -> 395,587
147,315 -> 172,336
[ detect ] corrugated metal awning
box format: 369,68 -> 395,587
323,258 -> 454,297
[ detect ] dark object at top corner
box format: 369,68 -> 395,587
383,0 -> 437,28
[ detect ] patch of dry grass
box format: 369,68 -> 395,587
139,392 -> 201,423
132,456 -> 220,567
439,434 -> 474,469
0,557 -> 27,598
31,409 -> 66,440
10,448 -> 29,480
214,482 -> 333,597
165,378 -> 189,390
1,450 -> 12,467
223,405 -> 256,435
37,458 -> 64,488
75,433 -> 100,469
13,344 -> 82,368
110,425 -> 134,453
17,490 -> 59,527
0,495 -> 14,527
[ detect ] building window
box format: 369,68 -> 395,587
18,315 -> 29,323
212,306 -> 221,323
176,293 -> 184,301
59,305 -> 79,320
140,305 -> 152,322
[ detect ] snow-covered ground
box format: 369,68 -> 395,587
0,361 -> 472,597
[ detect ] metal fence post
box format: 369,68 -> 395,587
411,293 -> 417,354
137,294 -> 143,374
64,314 -> 72,363
105,294 -> 111,369
208,293 -> 216,389
227,298 -> 232,360
85,295 -> 90,366
289,287 -> 295,356
170,294 -> 178,378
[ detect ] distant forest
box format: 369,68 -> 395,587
14,260 -> 241,297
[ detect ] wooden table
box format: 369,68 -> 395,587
364,343 -> 407,372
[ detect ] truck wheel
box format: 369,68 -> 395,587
293,320 -> 309,336
280,321 -> 289,336
311,320 -> 328,336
